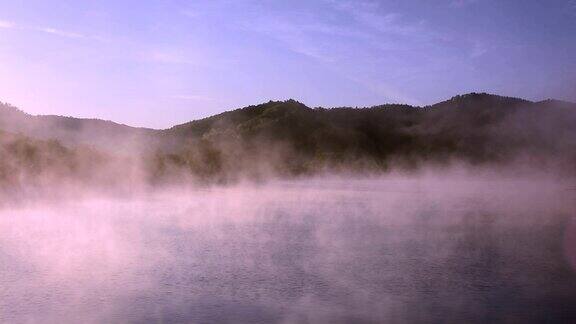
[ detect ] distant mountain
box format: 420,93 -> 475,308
0,102 -> 159,152
1,93 -> 575,187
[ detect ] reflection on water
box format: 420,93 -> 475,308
1,177 -> 575,323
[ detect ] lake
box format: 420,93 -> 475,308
1,175 -> 575,323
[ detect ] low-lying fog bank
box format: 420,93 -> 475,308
1,171 -> 575,323
0,159 -> 573,205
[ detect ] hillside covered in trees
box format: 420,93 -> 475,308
1,93 -> 575,189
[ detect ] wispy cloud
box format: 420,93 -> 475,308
0,18 -> 88,39
239,17 -> 339,63
328,1 -> 427,37
323,0 -> 446,55
176,0 -> 484,105
0,19 -> 15,29
34,27 -> 85,39
211,0 -> 435,104
238,1 -> 438,63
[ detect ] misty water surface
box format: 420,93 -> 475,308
1,175 -> 576,323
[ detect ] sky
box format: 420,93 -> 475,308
0,0 -> 575,128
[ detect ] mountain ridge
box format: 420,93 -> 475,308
3,92 -> 573,134
1,92 -> 575,188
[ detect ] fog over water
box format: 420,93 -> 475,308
1,171 -> 576,323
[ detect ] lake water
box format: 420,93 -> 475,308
1,176 -> 576,323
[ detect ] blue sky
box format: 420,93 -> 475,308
0,0 -> 575,128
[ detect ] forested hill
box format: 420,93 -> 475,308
0,102 -> 158,151
153,93 -> 576,181
0,92 -> 575,187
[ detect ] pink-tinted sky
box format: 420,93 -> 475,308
0,0 -> 575,128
